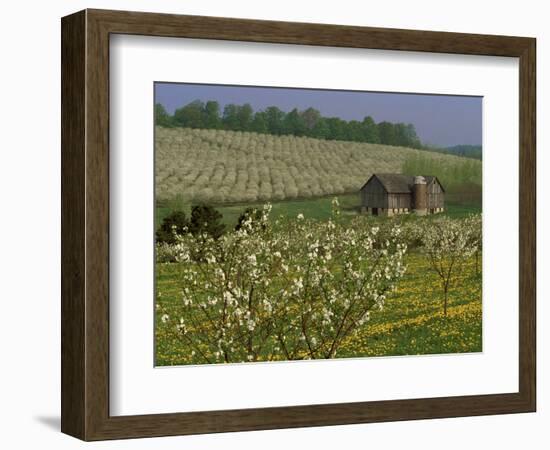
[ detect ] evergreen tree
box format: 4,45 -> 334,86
188,205 -> 226,239
156,210 -> 189,244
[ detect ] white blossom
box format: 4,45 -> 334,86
156,200 -> 415,363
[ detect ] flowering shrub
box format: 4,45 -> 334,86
399,220 -> 426,250
156,242 -> 183,263
158,199 -> 407,364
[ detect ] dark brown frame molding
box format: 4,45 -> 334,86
61,9 -> 536,441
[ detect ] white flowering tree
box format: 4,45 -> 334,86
464,214 -> 482,275
160,199 -> 407,363
421,216 -> 479,316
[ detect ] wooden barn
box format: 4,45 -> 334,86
360,174 -> 445,216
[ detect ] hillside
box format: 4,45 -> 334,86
419,144 -> 482,160
155,127 -> 481,204
445,145 -> 482,160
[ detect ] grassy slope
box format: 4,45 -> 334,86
155,251 -> 482,365
156,126 -> 482,205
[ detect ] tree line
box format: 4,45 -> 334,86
155,100 -> 423,149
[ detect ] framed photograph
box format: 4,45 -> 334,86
61,9 -> 536,440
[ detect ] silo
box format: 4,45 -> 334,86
413,176 -> 427,216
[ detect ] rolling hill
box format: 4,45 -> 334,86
155,127 -> 482,204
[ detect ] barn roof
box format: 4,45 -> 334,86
361,174 -> 444,193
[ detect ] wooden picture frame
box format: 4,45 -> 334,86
61,9 -> 536,441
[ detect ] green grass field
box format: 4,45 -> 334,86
155,251 -> 482,365
156,193 -> 481,231
337,252 -> 482,358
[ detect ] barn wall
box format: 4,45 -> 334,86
361,177 -> 388,208
427,180 -> 444,208
388,193 -> 412,209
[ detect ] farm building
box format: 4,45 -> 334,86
360,174 -> 445,216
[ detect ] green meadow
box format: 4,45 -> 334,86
156,193 -> 481,231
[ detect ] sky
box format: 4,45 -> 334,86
155,82 -> 482,148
